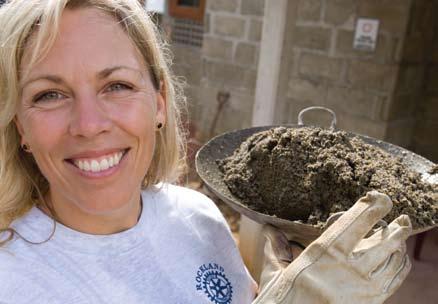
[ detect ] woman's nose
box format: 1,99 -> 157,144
69,93 -> 112,138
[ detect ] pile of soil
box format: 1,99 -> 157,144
218,127 -> 437,229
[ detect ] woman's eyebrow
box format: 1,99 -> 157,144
21,75 -> 66,89
21,66 -> 145,89
98,66 -> 144,79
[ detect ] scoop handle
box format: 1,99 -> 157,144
298,106 -> 337,130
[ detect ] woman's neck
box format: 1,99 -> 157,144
38,192 -> 143,235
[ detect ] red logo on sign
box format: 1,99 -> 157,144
362,23 -> 373,33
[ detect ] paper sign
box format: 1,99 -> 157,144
353,18 -> 379,51
145,0 -> 166,14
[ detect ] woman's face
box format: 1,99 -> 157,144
15,8 -> 165,217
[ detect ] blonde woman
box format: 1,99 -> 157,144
0,1 -> 411,303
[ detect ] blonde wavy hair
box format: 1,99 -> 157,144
0,0 -> 186,231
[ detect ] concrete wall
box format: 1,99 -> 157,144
171,0 -> 264,139
276,0 -> 438,162
169,0 -> 438,161
278,0 -> 411,142
409,0 -> 438,162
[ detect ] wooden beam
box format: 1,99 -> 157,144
239,0 -> 289,282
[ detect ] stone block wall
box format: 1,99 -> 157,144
409,0 -> 438,162
168,0 -> 437,161
278,0 -> 438,162
280,0 -> 412,141
170,0 -> 264,139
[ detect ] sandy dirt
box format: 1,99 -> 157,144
218,127 -> 437,229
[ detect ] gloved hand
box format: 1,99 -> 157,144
253,191 -> 412,304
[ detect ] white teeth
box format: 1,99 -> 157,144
72,150 -> 125,173
91,160 -> 99,172
100,158 -> 109,170
115,152 -> 121,163
78,160 -> 84,170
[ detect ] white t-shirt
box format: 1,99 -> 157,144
0,184 -> 257,303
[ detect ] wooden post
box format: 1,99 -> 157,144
238,0 -> 289,282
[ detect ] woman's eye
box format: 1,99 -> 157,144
107,83 -> 132,92
33,91 -> 65,103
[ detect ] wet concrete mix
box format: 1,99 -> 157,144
218,127 -> 437,230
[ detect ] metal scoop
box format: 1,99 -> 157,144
195,107 -> 437,244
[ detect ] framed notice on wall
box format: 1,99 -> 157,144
169,0 -> 206,22
353,18 -> 380,51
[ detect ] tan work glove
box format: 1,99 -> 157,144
253,191 -> 412,304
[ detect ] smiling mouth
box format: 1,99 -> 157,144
67,149 -> 129,173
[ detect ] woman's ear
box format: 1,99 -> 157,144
14,116 -> 27,145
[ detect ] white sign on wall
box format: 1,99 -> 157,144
145,0 -> 166,14
353,18 -> 380,51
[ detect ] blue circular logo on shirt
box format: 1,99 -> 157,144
195,263 -> 233,304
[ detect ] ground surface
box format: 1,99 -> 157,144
386,228 -> 438,304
